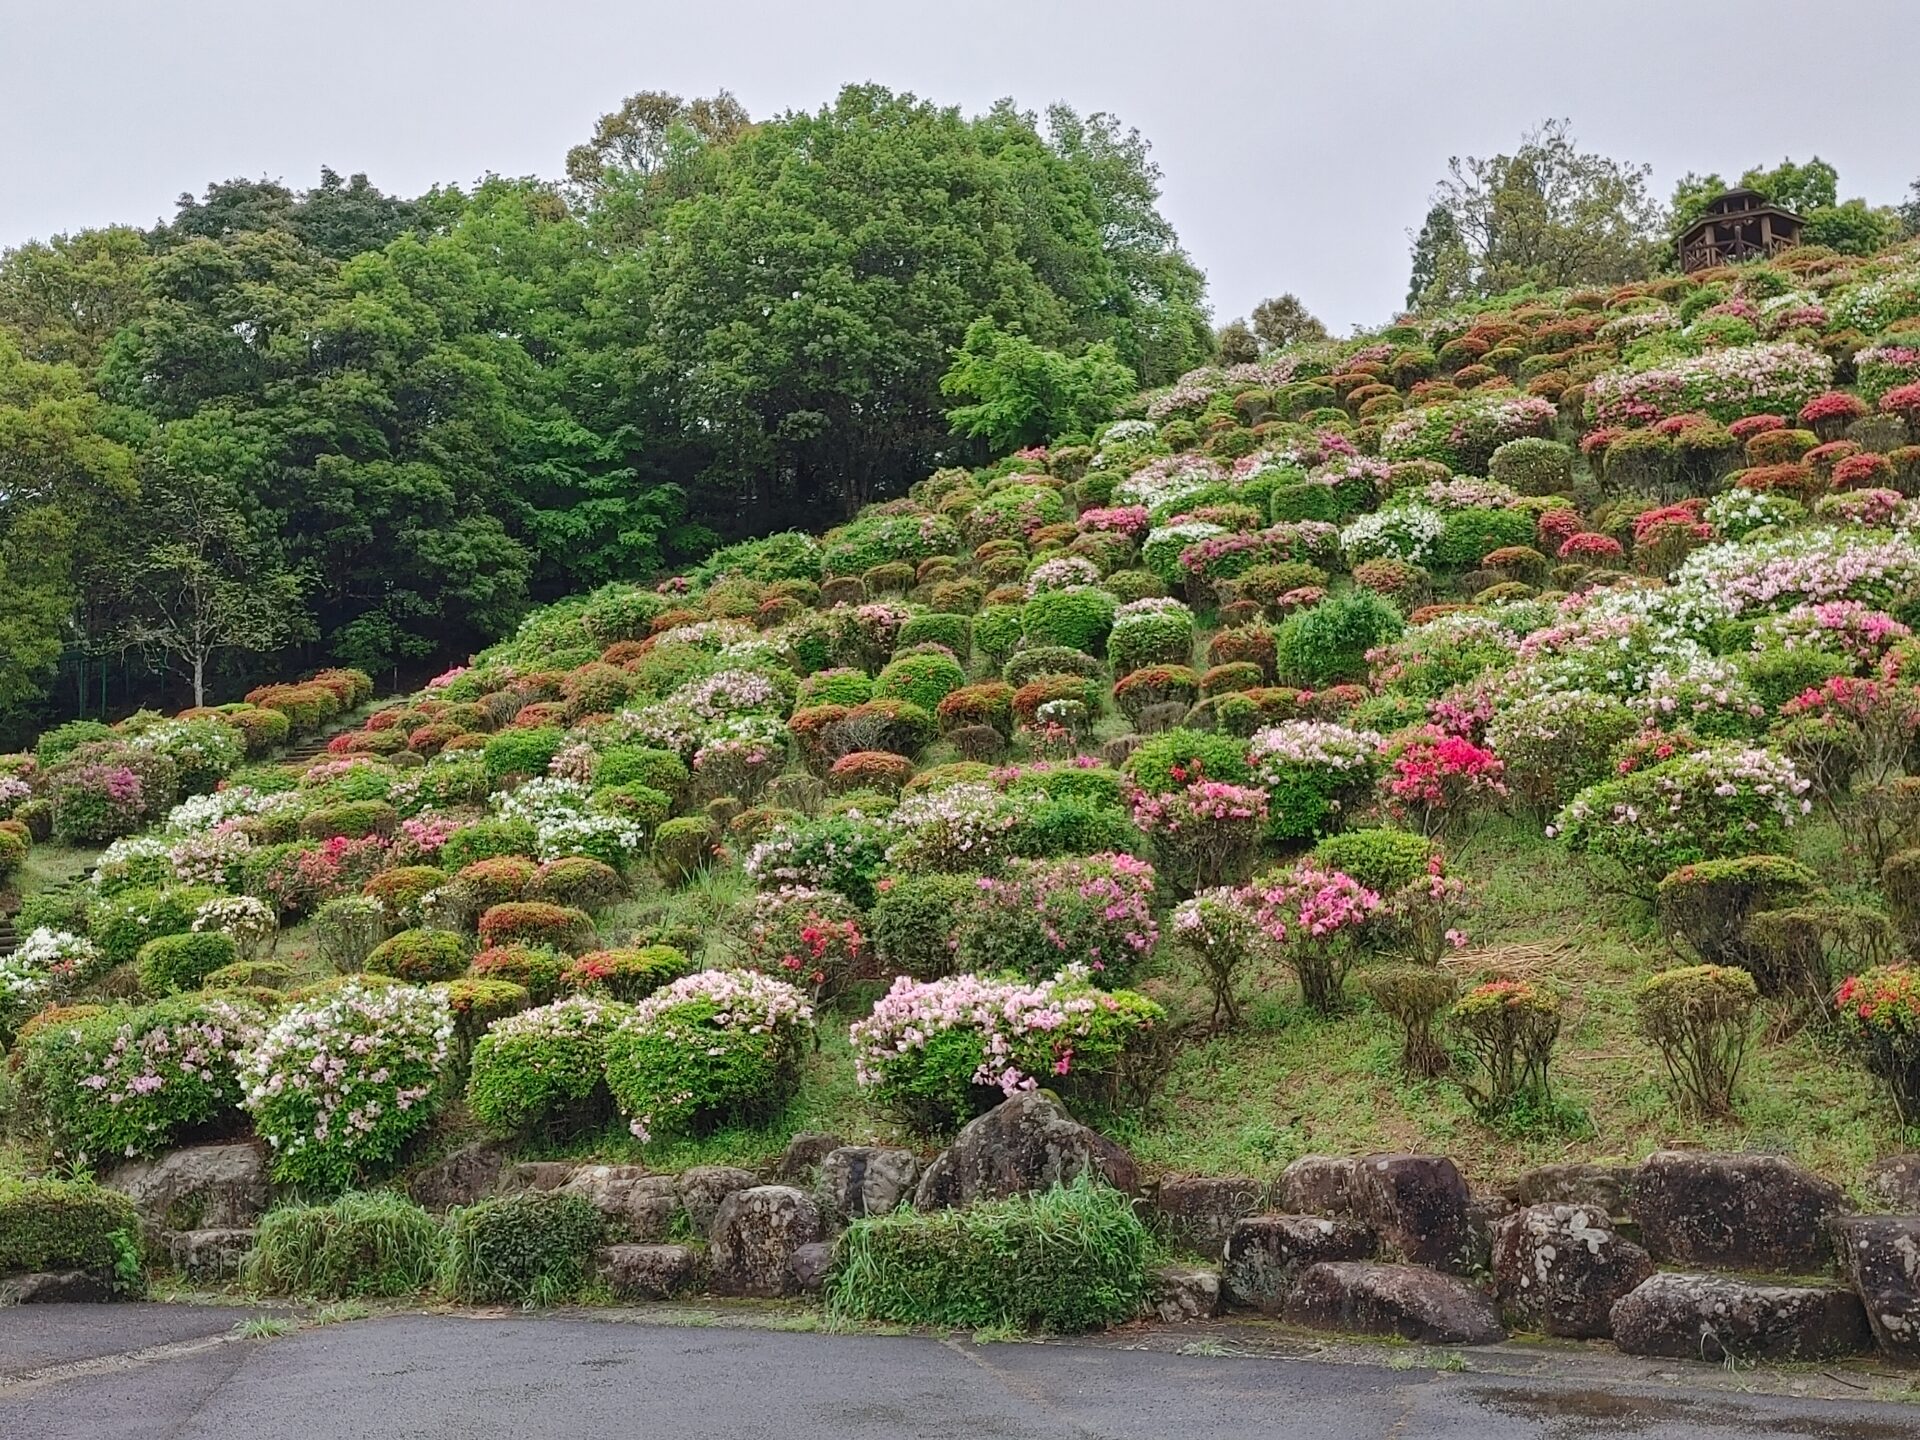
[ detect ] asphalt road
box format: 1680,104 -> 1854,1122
3,1306 -> 1919,1439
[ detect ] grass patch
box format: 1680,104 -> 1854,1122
244,1191 -> 444,1299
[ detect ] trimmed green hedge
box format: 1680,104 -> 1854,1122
0,1178 -> 143,1290
827,1179 -> 1150,1333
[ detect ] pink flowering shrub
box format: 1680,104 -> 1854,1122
47,762 -> 146,843
240,981 -> 452,1190
955,854 -> 1160,985
1585,342 -> 1832,427
849,967 -> 1165,1132
1556,532 -> 1625,565
1239,863 -> 1380,1014
602,969 -> 813,1144
1078,505 -> 1151,540
1130,780 -> 1267,893
1756,601 -> 1911,665
1380,728 -> 1507,838
18,993 -> 263,1164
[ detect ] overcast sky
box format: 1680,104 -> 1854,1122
4,0 -> 1916,333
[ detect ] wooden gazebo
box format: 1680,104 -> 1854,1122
1678,189 -> 1804,273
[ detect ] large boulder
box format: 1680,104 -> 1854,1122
1629,1151 -> 1844,1274
1284,1262 -> 1505,1345
598,1243 -> 706,1301
677,1166 -> 759,1237
1864,1155 -> 1920,1213
1508,1162 -> 1635,1219
1834,1215 -> 1920,1359
507,1161 -> 575,1193
1353,1154 -> 1481,1274
1277,1156 -> 1361,1218
709,1186 -> 823,1298
913,1091 -> 1137,1210
1222,1214 -> 1377,1314
774,1132 -> 846,1185
1148,1264 -> 1222,1323
1154,1176 -> 1269,1260
406,1141 -> 514,1211
1490,1203 -> 1653,1339
560,1167 -> 680,1241
788,1242 -> 836,1295
1610,1272 -> 1871,1362
165,1228 -> 255,1284
818,1147 -> 919,1222
104,1143 -> 268,1233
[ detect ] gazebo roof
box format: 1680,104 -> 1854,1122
1683,189 -> 1806,236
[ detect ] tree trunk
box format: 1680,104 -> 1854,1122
192,651 -> 206,709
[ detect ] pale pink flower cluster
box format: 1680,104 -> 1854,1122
848,970 -> 1102,1096
1755,601 -> 1911,663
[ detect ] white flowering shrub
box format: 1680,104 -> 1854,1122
240,981 -> 453,1189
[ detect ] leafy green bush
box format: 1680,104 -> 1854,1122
17,994 -> 261,1164
870,874 -> 974,980
439,818 -> 539,870
828,1179 -> 1149,1333
365,929 -> 471,983
0,1178 -> 143,1292
1742,646 -> 1855,713
592,745 -> 689,796
652,817 -> 720,887
477,901 -> 596,955
560,945 -> 694,1002
1020,588 -> 1118,653
602,970 -> 812,1144
1121,729 -> 1250,793
300,799 -> 399,841
1654,855 -> 1827,971
482,726 -> 566,783
1489,437 -> 1574,495
441,1192 -> 603,1305
1635,964 -> 1758,1116
1311,829 -> 1437,894
1432,507 -> 1537,569
467,995 -> 627,1139
244,1191 -> 444,1298
875,651 -> 968,713
1002,646 -> 1102,688
136,930 -> 239,995
88,884 -> 223,967
1274,589 -> 1405,687
312,896 -> 389,974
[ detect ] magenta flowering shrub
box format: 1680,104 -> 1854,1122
18,994 -> 263,1163
1379,727 -> 1507,838
1585,343 -> 1833,427
240,981 -> 453,1190
48,761 -> 146,843
1130,781 -> 1267,893
1239,863 -> 1380,1014
955,853 -> 1159,985
849,967 -> 1165,1132
1078,505 -> 1151,540
1857,346 -> 1920,406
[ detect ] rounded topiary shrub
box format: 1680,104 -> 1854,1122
476,902 -> 596,956
1489,436 -> 1574,495
1020,588 -> 1118,655
88,884 -> 224,967
469,944 -> 571,1005
525,856 -> 626,912
483,726 -> 566,783
467,995 -> 630,1139
874,651 -> 968,714
300,800 -> 400,841
135,930 -> 239,995
1274,589 -> 1405,687
560,945 -> 695,1003
602,970 -> 813,1144
1122,728 -> 1251,793
439,819 -> 539,871
239,981 -> 452,1191
869,873 -> 976,981
0,1177 -> 143,1292
441,1191 -> 603,1306
1310,828 -> 1437,895
365,928 -> 471,983
652,817 -> 720,887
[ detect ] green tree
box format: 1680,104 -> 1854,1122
1214,319 -> 1260,365
1249,293 -> 1326,351
1405,204 -> 1471,311
941,318 -> 1135,451
1423,120 -> 1663,297
1739,157 -> 1839,215
0,226 -> 151,369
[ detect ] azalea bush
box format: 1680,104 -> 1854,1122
743,886 -> 867,1004
1586,342 -> 1832,427
1836,966 -> 1920,1124
18,994 -> 263,1164
468,995 -> 628,1139
746,812 -> 891,906
1238,863 -> 1380,1014
240,981 -> 453,1191
1170,887 -> 1268,1028
849,968 -> 1165,1133
1450,978 -> 1560,1121
0,928 -> 105,1040
1378,727 -> 1506,838
1553,745 -> 1811,890
1130,781 -> 1265,894
955,853 -> 1159,985
1247,721 -> 1382,841
1636,964 -> 1757,1117
602,969 -> 812,1144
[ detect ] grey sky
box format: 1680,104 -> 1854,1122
4,0 -> 1916,334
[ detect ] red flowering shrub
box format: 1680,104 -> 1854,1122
1835,966 -> 1920,1123
1807,440 -> 1864,481
787,704 -> 850,776
1799,390 -> 1868,439
1728,414 -> 1787,442
1745,428 -> 1818,466
1207,626 -> 1277,678
1833,452 -> 1898,491
469,944 -> 571,1004
935,683 -> 1015,737
1880,382 -> 1920,426
1113,665 -> 1202,724
1556,532 -> 1625,565
829,750 -> 916,794
1012,676 -> 1101,726
1536,508 -> 1583,550
477,902 -> 596,956
560,945 -> 693,1003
